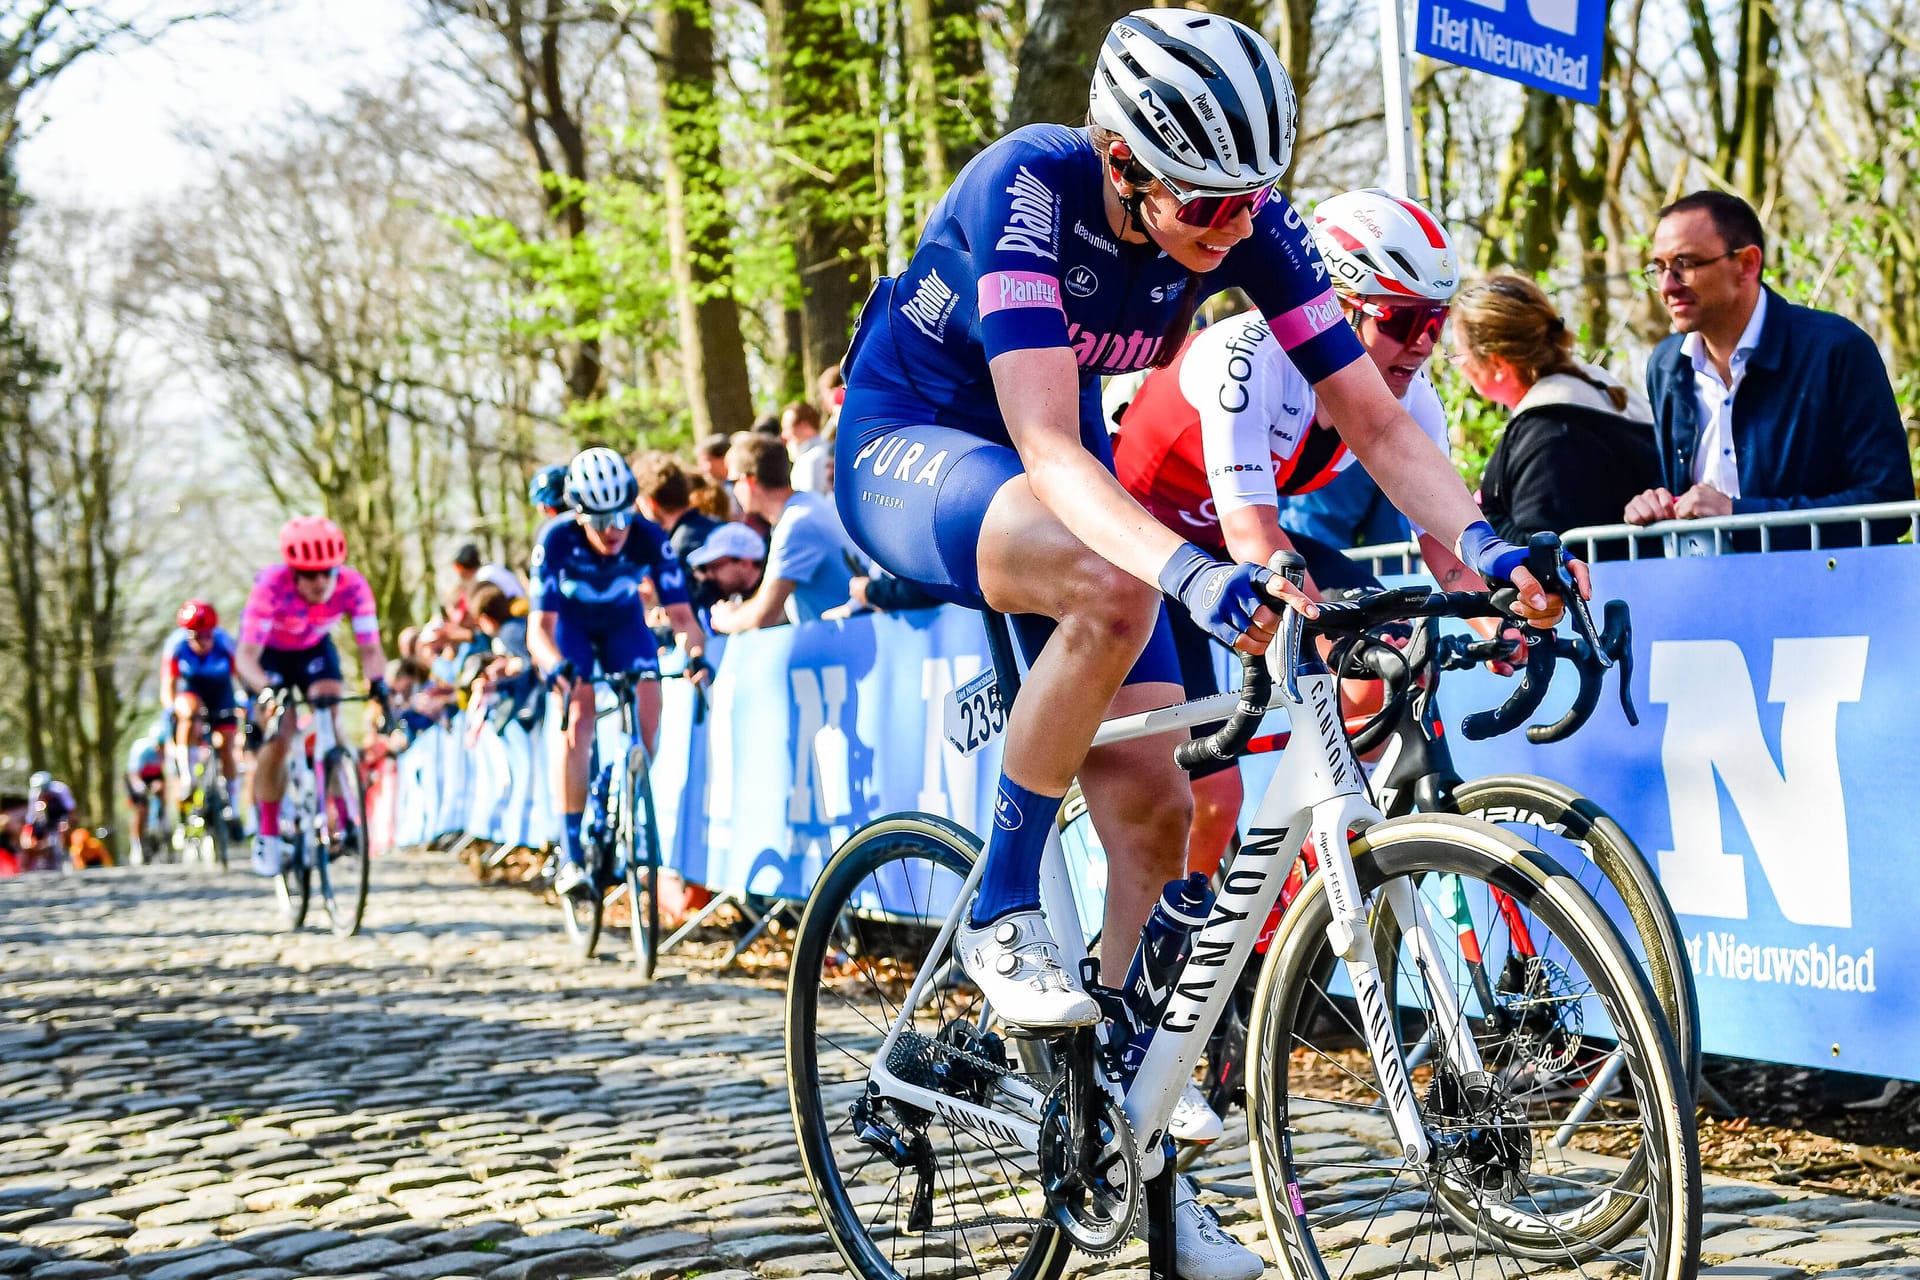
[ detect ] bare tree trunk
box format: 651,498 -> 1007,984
657,0 -> 756,436
1006,0 -> 1132,128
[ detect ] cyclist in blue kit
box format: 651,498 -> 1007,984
836,18 -> 1580,1257
529,448 -> 712,897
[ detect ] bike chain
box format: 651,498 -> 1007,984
879,1031 -> 1102,1243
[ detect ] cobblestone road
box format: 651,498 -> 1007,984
0,857 -> 1912,1280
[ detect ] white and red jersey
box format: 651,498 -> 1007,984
1114,310 -> 1447,555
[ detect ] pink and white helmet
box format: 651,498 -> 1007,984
1311,188 -> 1459,303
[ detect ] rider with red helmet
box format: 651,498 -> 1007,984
233,516 -> 390,875
160,598 -> 245,837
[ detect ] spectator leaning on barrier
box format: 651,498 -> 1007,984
782,400 -> 832,495
712,433 -> 868,631
686,521 -> 768,611
821,567 -> 946,620
1627,190 -> 1912,539
1451,274 -> 1661,554
633,451 -> 725,614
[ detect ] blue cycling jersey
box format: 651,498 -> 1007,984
162,627 -> 237,688
842,123 -> 1365,441
529,514 -> 691,613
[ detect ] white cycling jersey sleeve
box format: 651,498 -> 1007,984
1183,311 -> 1317,516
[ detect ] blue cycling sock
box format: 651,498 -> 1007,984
969,776 -> 1064,927
561,812 -> 585,867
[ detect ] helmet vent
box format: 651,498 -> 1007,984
1387,249 -> 1423,281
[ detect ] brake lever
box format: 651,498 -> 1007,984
1602,599 -> 1639,726
1460,624 -> 1556,740
1524,531 -> 1610,672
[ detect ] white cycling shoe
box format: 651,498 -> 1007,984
955,909 -> 1100,1033
1169,1081 -> 1225,1145
251,834 -> 287,878
1148,1176 -> 1264,1280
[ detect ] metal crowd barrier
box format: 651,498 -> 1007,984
1344,498 -> 1920,575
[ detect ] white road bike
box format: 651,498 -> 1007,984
785,547 -> 1700,1280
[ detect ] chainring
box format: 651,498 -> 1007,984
1037,1081 -> 1139,1255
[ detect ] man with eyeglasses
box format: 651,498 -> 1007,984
711,433 -> 867,632
1626,189 -> 1908,539
528,447 -> 712,897
234,516 -> 392,876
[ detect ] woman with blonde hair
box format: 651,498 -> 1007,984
1452,274 -> 1660,549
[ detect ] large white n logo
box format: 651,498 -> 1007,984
1650,637 -> 1868,927
789,666 -> 851,826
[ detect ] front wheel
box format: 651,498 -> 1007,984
1245,815 -> 1700,1280
1452,774 -> 1701,1090
622,747 -> 661,980
787,812 -> 1071,1280
560,845 -> 605,958
318,748 -> 369,937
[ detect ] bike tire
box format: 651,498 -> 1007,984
624,746 -> 661,981
1452,774 -> 1701,1090
277,835 -> 312,930
787,812 -> 1072,1280
561,850 -> 605,958
1245,814 -> 1699,1280
319,748 -> 370,937
205,772 -> 231,873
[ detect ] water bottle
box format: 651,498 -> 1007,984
1118,872 -> 1213,1081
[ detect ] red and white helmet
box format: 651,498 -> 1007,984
280,516 -> 348,572
1311,188 -> 1459,302
177,599 -> 219,632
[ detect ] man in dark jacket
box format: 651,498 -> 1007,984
1625,190 -> 1910,544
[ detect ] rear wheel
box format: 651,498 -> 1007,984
1246,815 -> 1699,1280
319,748 -> 370,937
786,813 -> 1070,1280
277,832 -> 311,930
561,845 -> 605,957
205,773 -> 232,873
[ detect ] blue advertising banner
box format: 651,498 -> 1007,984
386,544 -> 1920,1079
1413,0 -> 1606,105
1437,546 -> 1919,1080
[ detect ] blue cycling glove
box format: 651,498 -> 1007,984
1158,544 -> 1274,648
1455,520 -> 1529,585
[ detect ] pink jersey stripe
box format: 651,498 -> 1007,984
978,271 -> 1063,316
1267,288 -> 1344,349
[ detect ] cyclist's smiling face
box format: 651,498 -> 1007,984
1137,183 -> 1256,272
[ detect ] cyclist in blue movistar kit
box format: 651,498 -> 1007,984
528,448 -> 712,897
837,6 -> 1580,1155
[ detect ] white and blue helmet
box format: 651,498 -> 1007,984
566,448 -> 637,516
1089,9 -> 1297,193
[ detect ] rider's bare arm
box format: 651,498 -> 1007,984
992,347 -> 1190,587
1218,505 -> 1325,600
234,642 -> 270,693
528,610 -> 563,675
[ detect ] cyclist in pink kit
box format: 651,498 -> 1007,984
234,516 -> 391,876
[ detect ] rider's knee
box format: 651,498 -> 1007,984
1061,556 -> 1161,652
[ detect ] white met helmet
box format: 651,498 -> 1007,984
566,447 -> 637,515
1311,188 -> 1459,302
1089,9 -> 1297,193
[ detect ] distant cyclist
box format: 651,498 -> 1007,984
161,599 -> 245,837
835,15 -> 1579,1274
529,463 -> 570,519
22,771 -> 78,872
528,448 -> 711,898
233,516 -> 391,877
125,724 -> 170,858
